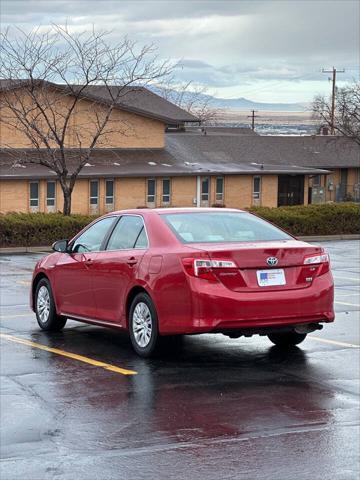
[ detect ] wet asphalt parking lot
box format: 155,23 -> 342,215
0,240 -> 359,480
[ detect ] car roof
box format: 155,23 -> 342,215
110,207 -> 246,216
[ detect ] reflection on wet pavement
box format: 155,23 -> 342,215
1,241 -> 359,479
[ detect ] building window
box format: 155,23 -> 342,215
312,175 -> 321,187
201,177 -> 209,201
253,176 -> 261,199
216,177 -> 224,201
147,179 -> 156,204
29,182 -> 39,207
105,179 -> 114,205
90,180 -> 99,205
47,181 -> 56,207
162,179 -> 171,204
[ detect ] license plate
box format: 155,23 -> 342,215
256,269 -> 286,287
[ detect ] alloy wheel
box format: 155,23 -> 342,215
36,285 -> 50,324
132,302 -> 152,348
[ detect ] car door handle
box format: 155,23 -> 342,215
84,257 -> 93,265
127,257 -> 137,266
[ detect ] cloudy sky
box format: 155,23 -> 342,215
1,0 -> 359,103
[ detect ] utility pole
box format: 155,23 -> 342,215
248,110 -> 259,130
322,67 -> 345,134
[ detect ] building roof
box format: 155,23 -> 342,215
0,79 -> 199,124
0,145 -> 329,179
1,128 -> 358,180
166,132 -> 360,169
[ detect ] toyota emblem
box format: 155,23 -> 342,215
266,257 -> 278,266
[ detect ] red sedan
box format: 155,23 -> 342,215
31,208 -> 334,357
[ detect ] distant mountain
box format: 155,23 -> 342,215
208,96 -> 309,112
151,86 -> 309,112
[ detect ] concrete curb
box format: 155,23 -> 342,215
0,246 -> 52,255
297,234 -> 360,242
0,234 -> 359,255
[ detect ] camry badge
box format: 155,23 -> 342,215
266,257 -> 278,266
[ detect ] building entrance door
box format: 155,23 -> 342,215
278,175 -> 304,206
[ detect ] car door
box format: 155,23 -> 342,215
53,216 -> 116,319
91,215 -> 149,325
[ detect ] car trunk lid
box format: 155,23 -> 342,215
187,240 -> 326,291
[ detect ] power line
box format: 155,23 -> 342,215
322,67 -> 345,134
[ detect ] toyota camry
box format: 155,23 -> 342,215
31,208 -> 334,357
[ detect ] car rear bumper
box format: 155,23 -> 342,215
177,272 -> 334,334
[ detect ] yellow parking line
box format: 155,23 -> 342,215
334,301 -> 360,307
308,336 -> 360,349
0,333 -> 137,376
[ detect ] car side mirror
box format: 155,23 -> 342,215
52,239 -> 69,253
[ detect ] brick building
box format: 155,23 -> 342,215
0,80 -> 359,214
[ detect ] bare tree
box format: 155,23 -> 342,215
313,82 -> 360,146
0,26 -> 172,214
156,77 -> 221,124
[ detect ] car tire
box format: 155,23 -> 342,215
35,278 -> 67,331
129,292 -> 160,357
267,331 -> 307,347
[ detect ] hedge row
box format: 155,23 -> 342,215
250,203 -> 360,236
0,213 -> 96,247
0,203 -> 359,247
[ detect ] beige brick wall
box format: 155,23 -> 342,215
223,176 -> 252,209
261,175 -> 278,208
3,171 -> 357,215
171,177 -> 197,207
319,168 -> 360,202
115,178 -> 146,210
68,179 -> 90,215
0,180 -> 28,213
0,90 -> 165,149
348,168 -> 360,196
303,175 -> 309,205
224,175 -> 279,209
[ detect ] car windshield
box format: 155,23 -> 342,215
162,212 -> 292,243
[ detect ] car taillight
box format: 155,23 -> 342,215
182,258 -> 237,281
303,251 -> 330,275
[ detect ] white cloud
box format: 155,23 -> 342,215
1,0 -> 359,102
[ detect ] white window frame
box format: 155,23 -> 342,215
46,181 -> 56,207
215,177 -> 224,202
90,180 -> 99,206
162,178 -> 171,204
201,177 -> 210,202
147,178 -> 156,204
29,181 -> 39,208
105,179 -> 114,205
312,175 -> 321,187
253,176 -> 261,200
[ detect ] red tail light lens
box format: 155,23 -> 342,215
182,258 -> 237,281
303,251 -> 330,275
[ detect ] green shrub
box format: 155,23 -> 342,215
0,213 -> 96,247
248,203 -> 360,236
0,204 -> 359,247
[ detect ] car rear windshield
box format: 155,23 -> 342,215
162,212 -> 292,243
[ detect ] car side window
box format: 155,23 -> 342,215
106,216 -> 148,250
72,217 -> 116,253
134,227 -> 148,249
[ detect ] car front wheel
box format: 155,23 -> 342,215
129,293 -> 160,357
267,331 -> 307,347
35,278 -> 67,331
